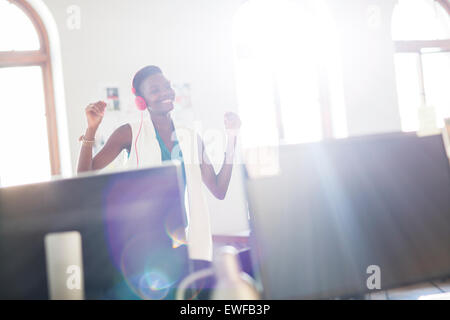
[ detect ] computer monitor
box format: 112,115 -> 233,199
245,133 -> 450,299
0,163 -> 191,299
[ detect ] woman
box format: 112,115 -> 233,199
77,65 -> 242,273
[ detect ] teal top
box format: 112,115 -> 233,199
155,129 -> 188,229
154,129 -> 187,188
127,127 -> 187,187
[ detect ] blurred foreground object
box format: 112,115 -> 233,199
211,246 -> 259,300
441,118 -> 450,159
176,246 -> 259,300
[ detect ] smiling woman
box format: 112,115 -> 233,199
0,0 -> 61,187
77,64 -> 242,264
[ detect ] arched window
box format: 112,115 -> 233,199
392,0 -> 450,132
233,0 -> 346,148
0,0 -> 60,187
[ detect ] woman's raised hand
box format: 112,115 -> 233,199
85,101 -> 106,131
224,112 -> 241,137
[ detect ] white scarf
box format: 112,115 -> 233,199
125,111 -> 213,261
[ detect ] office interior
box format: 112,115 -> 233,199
1,0 -> 450,300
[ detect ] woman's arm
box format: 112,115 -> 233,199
199,112 -> 241,200
77,101 -> 132,173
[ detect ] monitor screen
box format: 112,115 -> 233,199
246,133 -> 450,299
0,164 -> 190,299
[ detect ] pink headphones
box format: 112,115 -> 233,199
132,87 -> 147,111
131,87 -> 145,167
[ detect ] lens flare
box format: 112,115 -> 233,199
165,222 -> 188,249
102,174 -> 191,300
137,271 -> 171,300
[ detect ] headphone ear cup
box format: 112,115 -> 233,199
135,96 -> 147,111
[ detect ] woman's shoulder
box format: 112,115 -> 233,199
109,123 -> 132,150
113,123 -> 132,136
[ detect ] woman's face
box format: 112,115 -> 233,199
139,73 -> 176,114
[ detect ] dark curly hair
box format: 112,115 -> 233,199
132,65 -> 162,96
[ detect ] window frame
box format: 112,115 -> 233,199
0,0 -> 60,175
393,0 -> 450,126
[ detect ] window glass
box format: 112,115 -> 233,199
0,66 -> 51,187
392,0 -> 450,41
233,0 -> 342,147
0,0 -> 40,51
